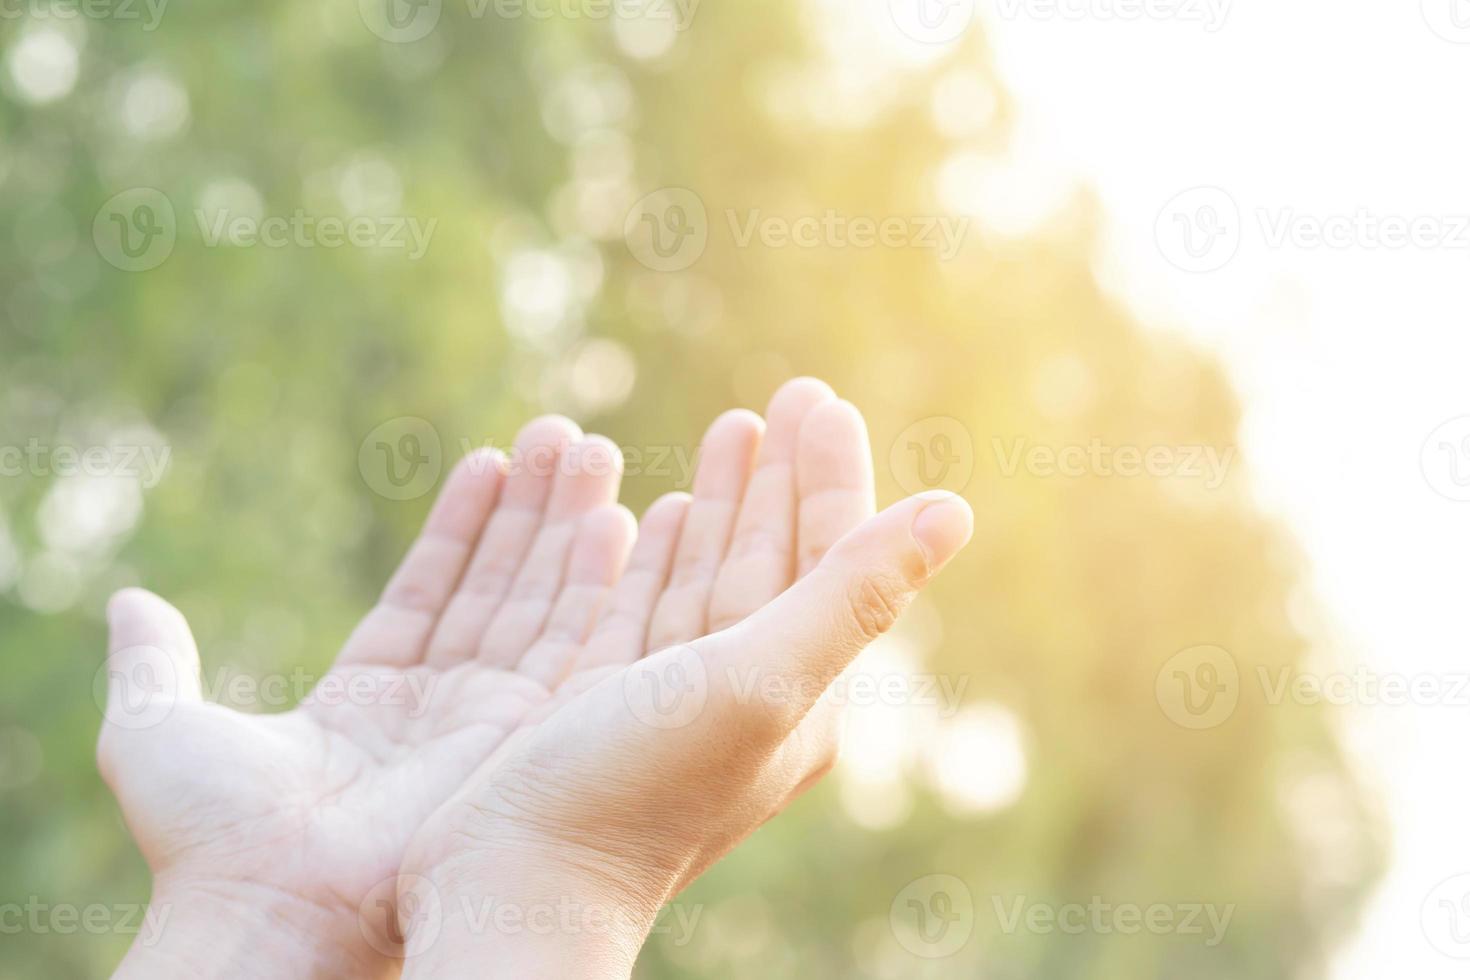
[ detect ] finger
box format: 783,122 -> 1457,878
645,410 -> 763,650
795,399 -> 876,576
425,416 -> 581,668
478,435 -> 624,669
99,589 -> 202,736
337,449 -> 506,668
698,492 -> 973,732
515,504 -> 637,688
574,491 -> 691,672
707,378 -> 835,632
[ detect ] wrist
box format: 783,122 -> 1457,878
401,852 -> 660,980
113,873 -> 388,980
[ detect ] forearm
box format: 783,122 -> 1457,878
113,876 -> 388,980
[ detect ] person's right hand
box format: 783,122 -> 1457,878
399,383 -> 975,979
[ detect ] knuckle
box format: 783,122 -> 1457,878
668,561 -> 718,590
732,698 -> 797,748
845,573 -> 909,642
383,579 -> 439,614
509,574 -> 559,600
727,528 -> 788,563
460,565 -> 513,597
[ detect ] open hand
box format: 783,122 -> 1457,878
396,381 -> 974,977
100,412 -> 638,974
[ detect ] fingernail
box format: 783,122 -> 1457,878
910,491 -> 974,573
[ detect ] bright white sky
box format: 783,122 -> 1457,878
956,0 -> 1470,974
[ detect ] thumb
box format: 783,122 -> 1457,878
101,588 -> 203,731
700,490 -> 973,727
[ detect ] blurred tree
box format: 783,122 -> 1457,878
0,1 -> 1381,977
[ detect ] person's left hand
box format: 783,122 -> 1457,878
99,414 -> 640,976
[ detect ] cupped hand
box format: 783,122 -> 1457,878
99,412 -> 645,975
397,381 -> 974,977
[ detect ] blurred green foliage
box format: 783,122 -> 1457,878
0,1 -> 1382,977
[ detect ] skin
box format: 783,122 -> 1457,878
97,379 -> 974,978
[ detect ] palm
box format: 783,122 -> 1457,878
105,662 -> 535,898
